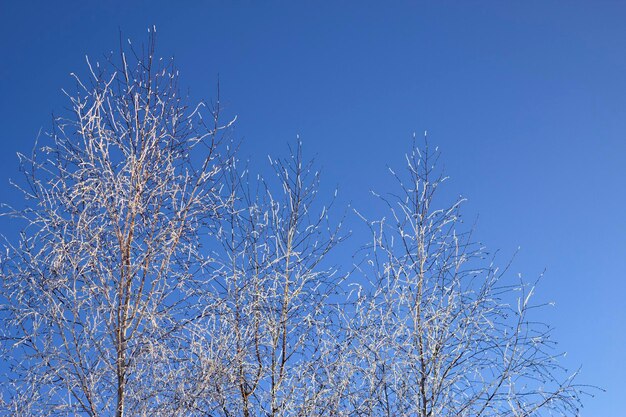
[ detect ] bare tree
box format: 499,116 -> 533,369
181,142 -> 346,416
346,136 -> 586,417
0,32 -> 591,417
0,30 -> 232,416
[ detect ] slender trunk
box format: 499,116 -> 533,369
116,331 -> 126,417
116,363 -> 125,416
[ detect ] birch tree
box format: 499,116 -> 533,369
346,137 -> 586,417
0,31 -> 591,417
0,30 -> 231,416
182,142 -> 347,416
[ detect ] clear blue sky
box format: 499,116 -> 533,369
1,2 -> 624,415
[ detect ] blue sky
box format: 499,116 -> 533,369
1,2 -> 624,415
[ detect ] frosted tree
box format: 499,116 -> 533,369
0,30 -> 232,416
345,137 -> 586,417
0,31 -> 592,417
181,142 -> 347,416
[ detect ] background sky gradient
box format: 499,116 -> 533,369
1,2 -> 624,415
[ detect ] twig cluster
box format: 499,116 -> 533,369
0,33 -> 588,416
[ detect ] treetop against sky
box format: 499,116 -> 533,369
0,3 -> 624,416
